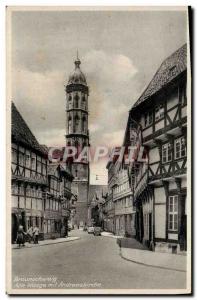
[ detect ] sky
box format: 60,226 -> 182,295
11,8 -> 188,185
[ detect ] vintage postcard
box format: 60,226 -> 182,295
6,6 -> 192,294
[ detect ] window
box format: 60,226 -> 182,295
25,153 -> 30,168
37,160 -> 42,173
31,154 -> 36,170
175,137 -> 186,159
19,152 -> 24,166
82,117 -> 86,133
74,115 -> 79,132
168,195 -> 178,231
144,111 -> 153,127
68,117 -> 72,134
12,184 -> 18,195
82,95 -> 86,109
37,199 -> 42,211
68,94 -> 72,109
162,143 -> 172,163
180,82 -> 187,106
45,199 -> 50,210
12,148 -> 17,164
155,104 -> 164,121
75,94 -> 79,108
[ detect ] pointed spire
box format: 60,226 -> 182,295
75,49 -> 81,68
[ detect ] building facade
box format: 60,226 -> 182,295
11,103 -> 74,242
65,56 -> 90,227
127,44 -> 188,253
11,103 -> 48,242
113,166 -> 135,237
88,185 -> 108,227
44,164 -> 73,239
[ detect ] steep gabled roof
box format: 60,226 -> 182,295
132,43 -> 187,109
11,102 -> 47,155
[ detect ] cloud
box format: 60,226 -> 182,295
12,68 -> 66,146
12,50 -> 138,184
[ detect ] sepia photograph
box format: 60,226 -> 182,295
6,6 -> 191,294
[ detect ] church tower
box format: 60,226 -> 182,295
65,55 -> 89,227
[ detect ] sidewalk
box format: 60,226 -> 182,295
101,231 -> 123,239
119,238 -> 187,272
12,236 -> 80,249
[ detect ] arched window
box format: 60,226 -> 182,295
74,115 -> 79,132
68,116 -> 72,134
82,116 -> 86,133
82,95 -> 86,109
75,94 -> 79,108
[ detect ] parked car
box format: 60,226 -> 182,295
93,227 -> 102,236
87,226 -> 94,234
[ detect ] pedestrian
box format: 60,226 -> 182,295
27,226 -> 33,243
16,225 -> 25,248
33,226 -> 39,244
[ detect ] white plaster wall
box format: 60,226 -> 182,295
154,187 -> 166,204
149,147 -> 160,164
169,181 -> 177,190
12,196 -> 18,208
155,204 -> 166,238
167,108 -> 177,123
182,178 -> 187,188
168,233 -> 178,240
155,120 -> 164,132
142,126 -> 153,138
181,106 -> 187,118
149,163 -> 159,175
167,91 -> 178,110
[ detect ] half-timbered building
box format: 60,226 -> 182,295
11,103 -> 74,242
44,163 -> 73,239
127,44 -> 188,253
11,102 -> 48,242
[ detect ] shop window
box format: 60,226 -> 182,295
168,195 -> 178,231
175,137 -> 186,159
162,143 -> 172,163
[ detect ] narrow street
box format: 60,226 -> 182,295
12,230 -> 186,290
